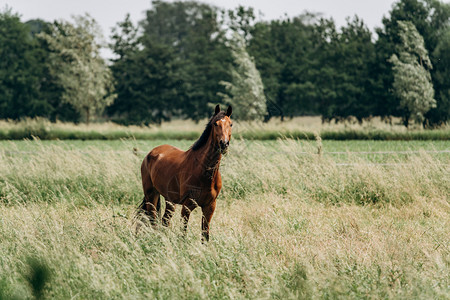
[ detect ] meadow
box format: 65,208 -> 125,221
1,117 -> 449,141
0,136 -> 449,299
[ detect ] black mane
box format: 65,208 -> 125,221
191,111 -> 226,151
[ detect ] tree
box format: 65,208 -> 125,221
108,14 -> 182,124
39,14 -> 116,124
27,19 -> 81,122
141,1 -> 232,121
374,0 -> 450,121
109,14 -> 139,60
108,15 -> 143,124
248,14 -> 322,120
248,14 -> 377,122
247,20 -> 284,119
224,5 -> 257,44
0,8 -> 45,119
427,28 -> 450,126
319,16 -> 377,122
389,21 -> 436,126
218,33 -> 266,120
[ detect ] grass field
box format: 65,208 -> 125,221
1,117 -> 449,141
0,138 -> 449,299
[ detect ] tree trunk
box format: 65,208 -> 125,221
403,114 -> 409,128
85,108 -> 90,125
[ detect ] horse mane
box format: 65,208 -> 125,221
191,111 -> 226,151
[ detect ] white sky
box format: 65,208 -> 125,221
4,0 -> 397,58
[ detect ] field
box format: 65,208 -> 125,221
0,137 -> 449,299
1,117 -> 449,141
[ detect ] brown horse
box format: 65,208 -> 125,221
138,105 -> 232,241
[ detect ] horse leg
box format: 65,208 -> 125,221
141,189 -> 160,226
181,198 -> 198,233
156,195 -> 161,219
162,201 -> 175,227
201,200 -> 216,242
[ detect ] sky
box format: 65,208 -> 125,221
4,0 -> 398,58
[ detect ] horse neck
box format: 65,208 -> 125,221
193,132 -> 222,177
204,135 -> 222,173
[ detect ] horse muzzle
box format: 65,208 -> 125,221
219,140 -> 229,153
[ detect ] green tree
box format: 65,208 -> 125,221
321,16 -> 377,122
427,28 -> 450,126
248,14 -> 321,120
249,15 -> 376,122
218,33 -> 266,120
247,21 -> 283,119
109,14 -> 139,60
0,8 -> 45,119
389,21 -> 436,126
141,1 -> 232,121
286,16 -> 332,119
107,15 -> 142,124
27,19 -> 80,122
39,14 -> 115,124
224,5 -> 256,44
108,15 -> 181,124
374,0 -> 450,121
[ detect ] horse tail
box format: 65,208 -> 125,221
140,152 -> 153,213
156,197 -> 161,213
137,196 -> 161,216
138,152 -> 161,220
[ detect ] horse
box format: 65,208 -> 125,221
138,105 -> 232,241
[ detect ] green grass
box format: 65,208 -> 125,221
0,139 -> 449,299
236,128 -> 450,141
1,126 -> 448,141
1,117 -> 449,141
1,138 -> 449,151
1,139 -> 448,165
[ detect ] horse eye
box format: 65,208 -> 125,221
230,123 -> 233,127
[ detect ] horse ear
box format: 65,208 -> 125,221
215,105 -> 220,115
226,105 -> 232,117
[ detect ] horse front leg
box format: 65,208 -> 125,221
181,198 -> 198,234
201,200 -> 216,242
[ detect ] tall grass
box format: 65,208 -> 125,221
1,117 -> 449,140
0,140 -> 448,298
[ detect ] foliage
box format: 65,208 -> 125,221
219,33 -> 267,120
389,21 -> 436,125
248,15 -> 379,123
316,17 -> 377,122
108,14 -> 139,60
108,14 -> 180,124
140,1 -> 232,121
374,0 -> 450,123
1,1 -> 450,126
223,5 -> 257,44
427,27 -> 450,126
38,14 -> 116,124
0,9 -> 80,122
248,15 -> 320,119
0,9 -> 48,119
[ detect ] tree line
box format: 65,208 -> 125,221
0,0 -> 449,127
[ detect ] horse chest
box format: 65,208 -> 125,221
180,171 -> 221,204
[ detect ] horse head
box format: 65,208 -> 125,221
212,105 -> 232,154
